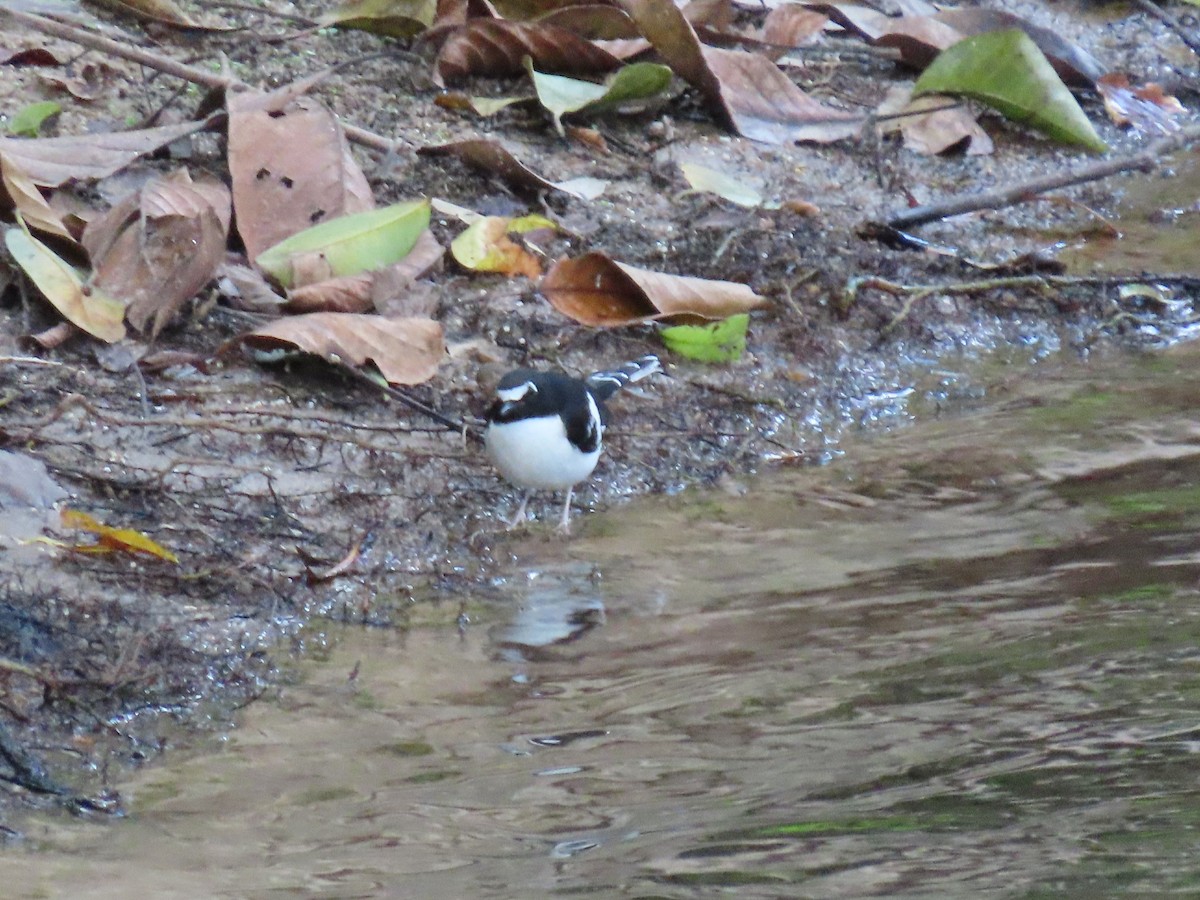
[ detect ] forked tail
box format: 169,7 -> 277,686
586,355 -> 662,400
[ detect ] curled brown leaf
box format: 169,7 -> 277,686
541,252 -> 767,326
243,313 -> 445,385
435,19 -> 622,84
84,169 -> 232,338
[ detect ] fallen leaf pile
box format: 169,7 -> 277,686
0,0 -> 1188,375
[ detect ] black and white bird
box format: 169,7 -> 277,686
485,355 -> 661,532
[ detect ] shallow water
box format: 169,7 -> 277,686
9,342 -> 1200,898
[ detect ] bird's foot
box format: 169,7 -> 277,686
505,492 -> 531,530
556,488 -> 575,536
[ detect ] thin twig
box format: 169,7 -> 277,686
343,367 -> 482,440
4,392 -> 471,453
0,355 -> 63,366
0,8 -> 399,153
1133,0 -> 1200,56
846,273 -> 1200,337
881,123 -> 1200,231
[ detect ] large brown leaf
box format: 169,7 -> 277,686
227,92 -> 374,262
0,117 -> 213,188
801,3 -> 891,41
877,87 -> 992,156
541,252 -> 767,326
536,4 -> 639,40
84,169 -> 231,338
760,6 -> 827,48
618,0 -> 858,143
242,314 -> 445,385
616,0 -> 718,95
702,46 -> 860,143
434,19 -> 623,84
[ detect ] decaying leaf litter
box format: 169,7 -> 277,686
1,0 -> 1199,818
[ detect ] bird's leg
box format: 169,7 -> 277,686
557,487 -> 574,534
507,491 -> 531,529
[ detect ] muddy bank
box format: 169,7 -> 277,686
1,0 -> 1199,821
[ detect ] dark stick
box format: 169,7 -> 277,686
883,123 -> 1200,231
1133,0 -> 1200,56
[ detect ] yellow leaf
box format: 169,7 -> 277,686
61,508 -> 180,563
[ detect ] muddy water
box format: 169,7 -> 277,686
10,343 -> 1200,898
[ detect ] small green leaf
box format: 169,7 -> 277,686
256,199 -> 432,289
8,101 -> 62,137
914,29 -> 1106,153
661,313 -> 749,363
526,59 -> 672,134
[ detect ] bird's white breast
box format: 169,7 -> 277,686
485,414 -> 601,490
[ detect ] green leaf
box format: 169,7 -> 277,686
8,101 -> 62,137
256,199 -> 432,289
661,313 -> 749,363
526,59 -> 672,134
913,29 -> 1106,153
318,0 -> 435,37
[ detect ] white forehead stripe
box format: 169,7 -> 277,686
497,381 -> 536,402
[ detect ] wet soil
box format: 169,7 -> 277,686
1,0 -> 1199,823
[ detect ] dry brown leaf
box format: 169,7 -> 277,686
801,3 -> 892,41
616,0 -> 719,96
760,6 -> 827,47
243,314 -> 445,385
541,252 -> 767,326
29,321 -> 76,349
0,117 -> 213,188
0,151 -> 73,239
228,93 -> 375,262
535,5 -> 639,40
592,36 -> 653,60
878,87 -> 992,156
373,229 -> 445,305
1097,74 -> 1185,136
701,46 -> 861,143
284,274 -> 376,313
84,169 -> 232,337
617,0 -> 857,143
682,0 -> 733,28
0,46 -> 66,66
869,15 -> 962,70
434,20 -> 623,85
